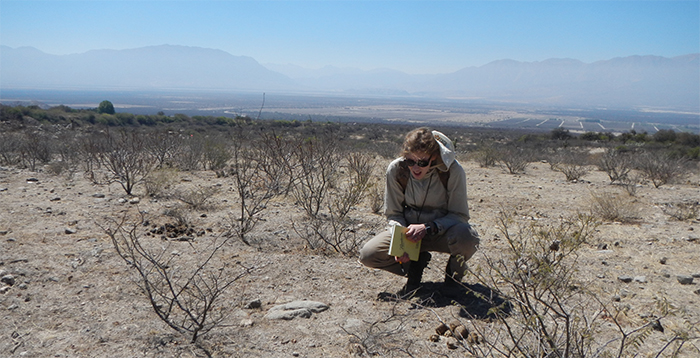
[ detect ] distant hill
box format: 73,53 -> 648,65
1,45 -> 698,111
0,45 -> 295,92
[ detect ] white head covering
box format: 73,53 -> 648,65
432,130 -> 455,172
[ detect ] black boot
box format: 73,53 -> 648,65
398,251 -> 431,297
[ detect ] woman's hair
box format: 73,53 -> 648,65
401,127 -> 440,160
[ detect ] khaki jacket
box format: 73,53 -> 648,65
383,157 -> 470,235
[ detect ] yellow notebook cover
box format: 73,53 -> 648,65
388,224 -> 421,261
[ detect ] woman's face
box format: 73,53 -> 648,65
405,152 -> 435,180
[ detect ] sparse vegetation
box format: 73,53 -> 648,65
1,103 -> 698,357
104,210 -> 252,352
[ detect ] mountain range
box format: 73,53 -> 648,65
1,45 -> 698,111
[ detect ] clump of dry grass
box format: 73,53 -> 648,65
589,191 -> 640,222
661,201 -> 700,221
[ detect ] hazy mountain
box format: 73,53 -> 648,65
1,45 -> 698,110
412,55 -> 699,110
0,45 -> 295,91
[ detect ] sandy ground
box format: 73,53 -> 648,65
1,157 -> 699,357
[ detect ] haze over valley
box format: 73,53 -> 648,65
2,45 -> 698,113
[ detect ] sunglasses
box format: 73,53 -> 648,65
404,158 -> 433,167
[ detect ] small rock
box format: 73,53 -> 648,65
454,325 -> 469,340
549,240 -> 560,251
50,197 -> 61,201
597,243 -> 608,250
92,193 -> 105,198
239,319 -> 254,327
0,286 -> 10,294
26,178 -> 39,183
612,295 -> 621,302
244,299 -> 262,309
677,275 -> 694,285
1,275 -> 16,286
446,337 -> 459,349
264,308 -> 312,320
117,198 -> 127,204
659,257 -> 668,264
634,276 -> 647,283
694,289 -> 700,296
428,334 -> 440,342
65,228 -> 76,235
129,197 -> 140,204
435,323 -> 449,335
618,275 -> 633,283
692,273 -> 700,278
0,230 -> 8,235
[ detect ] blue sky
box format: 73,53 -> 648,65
1,0 -> 698,74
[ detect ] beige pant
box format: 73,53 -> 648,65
359,222 -> 479,279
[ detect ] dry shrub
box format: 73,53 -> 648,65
144,168 -> 179,198
550,149 -> 591,182
635,150 -> 690,188
598,147 -> 634,184
589,191 -> 640,222
103,210 -> 252,351
661,201 -> 700,221
465,210 -> 600,358
172,186 -> 220,210
473,145 -> 499,168
498,146 -> 532,174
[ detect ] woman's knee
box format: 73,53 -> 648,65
446,223 -> 480,253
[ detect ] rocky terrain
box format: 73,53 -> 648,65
1,156 -> 699,357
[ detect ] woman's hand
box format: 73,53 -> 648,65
405,223 -> 428,243
394,253 -> 410,264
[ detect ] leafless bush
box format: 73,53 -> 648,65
145,130 -> 182,168
466,210 -> 600,358
98,130 -> 156,195
19,130 -> 52,171
173,134 -> 205,171
620,172 -> 643,196
293,152 -> 375,255
635,150 -> 690,188
78,130 -> 111,183
0,132 -> 22,166
172,186 -> 220,211
289,130 -> 341,218
226,138 -> 278,246
473,145 -> 499,168
550,149 -> 591,182
598,148 -> 633,184
341,304 -> 419,356
661,201 -> 700,221
498,146 -> 532,174
589,191 -> 640,222
256,129 -> 297,196
103,211 -> 251,349
49,131 -> 82,179
203,135 -> 231,172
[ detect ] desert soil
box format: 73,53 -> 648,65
1,157 -> 699,357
